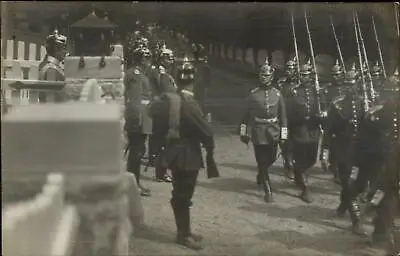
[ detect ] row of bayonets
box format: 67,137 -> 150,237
290,3 -> 399,113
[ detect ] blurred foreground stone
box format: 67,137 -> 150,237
2,103 -> 144,255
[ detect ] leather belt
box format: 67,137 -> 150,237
254,117 -> 278,124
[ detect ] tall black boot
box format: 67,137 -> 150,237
349,200 -> 367,237
172,204 -> 203,250
261,170 -> 274,203
294,169 -> 312,203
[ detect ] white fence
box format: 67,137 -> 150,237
2,173 -> 79,256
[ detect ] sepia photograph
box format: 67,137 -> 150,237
1,2 -> 399,256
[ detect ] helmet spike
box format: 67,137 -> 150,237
264,57 -> 269,65
335,59 -> 340,66
394,67 -> 399,76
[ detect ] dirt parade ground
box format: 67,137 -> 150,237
129,62 -> 393,256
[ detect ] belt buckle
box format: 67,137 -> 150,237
305,116 -> 310,120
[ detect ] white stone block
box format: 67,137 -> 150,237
2,103 -> 122,175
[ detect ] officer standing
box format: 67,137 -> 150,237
286,60 -> 323,203
149,58 -> 217,250
38,29 -> 68,102
277,58 -> 299,180
124,38 -> 153,196
239,59 -> 288,203
320,60 -> 346,184
322,64 -> 367,236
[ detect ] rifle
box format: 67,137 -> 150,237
291,10 -> 301,82
395,2 -> 400,37
372,16 -> 386,78
353,11 -> 370,113
355,12 -> 376,104
330,15 -> 346,73
303,6 -> 322,115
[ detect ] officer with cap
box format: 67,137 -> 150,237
277,57 -> 299,180
286,59 -> 323,203
124,38 -> 153,196
320,60 -> 346,184
38,29 -> 68,102
240,58 -> 288,203
149,57 -> 218,250
322,63 -> 367,236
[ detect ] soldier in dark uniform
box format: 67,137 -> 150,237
322,64 -> 367,236
149,59 -> 217,250
124,38 -> 153,196
38,29 -> 68,102
277,58 -> 300,180
361,85 -> 399,254
320,60 -> 346,184
240,59 -> 288,203
286,60 -> 323,203
148,46 -> 178,182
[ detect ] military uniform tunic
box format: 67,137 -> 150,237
38,55 -> 65,102
241,87 -> 287,145
286,84 -> 322,144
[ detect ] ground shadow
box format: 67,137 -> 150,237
196,177 -> 261,198
132,226 -> 175,245
219,162 -> 258,172
238,201 -> 350,232
254,229 -> 383,256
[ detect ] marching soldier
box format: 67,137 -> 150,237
286,60 -> 323,203
320,60 -> 346,184
124,38 -> 153,196
350,67 -> 399,205
277,58 -> 299,180
149,58 -> 218,250
240,59 -> 288,203
38,29 -> 68,102
360,85 -> 399,254
322,64 -> 367,236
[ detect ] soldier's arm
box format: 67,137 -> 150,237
239,95 -> 252,137
182,96 -> 215,150
278,92 -> 288,140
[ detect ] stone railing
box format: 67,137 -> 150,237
2,173 -> 79,256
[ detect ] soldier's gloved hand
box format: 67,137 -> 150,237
320,148 -> 329,172
280,127 -> 288,142
317,111 -> 328,119
239,124 -> 250,145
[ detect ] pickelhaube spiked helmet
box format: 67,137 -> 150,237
344,63 -> 358,84
46,29 -> 67,46
331,59 -> 343,75
300,59 -> 313,75
371,61 -> 383,76
177,56 -> 196,81
286,57 -> 297,70
260,58 -> 274,76
159,47 -> 174,60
